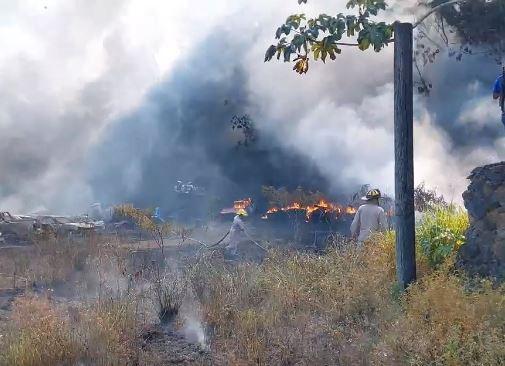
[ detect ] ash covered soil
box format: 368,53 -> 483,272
140,323 -> 213,365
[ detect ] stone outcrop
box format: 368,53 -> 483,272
459,162 -> 505,281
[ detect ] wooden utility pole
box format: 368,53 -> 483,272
394,22 -> 416,290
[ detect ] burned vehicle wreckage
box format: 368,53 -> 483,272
0,212 -> 105,245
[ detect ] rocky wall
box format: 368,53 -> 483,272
459,162 -> 505,281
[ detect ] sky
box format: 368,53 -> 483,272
0,0 -> 503,214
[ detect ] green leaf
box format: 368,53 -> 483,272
276,47 -> 283,60
310,28 -> 319,38
358,38 -> 370,51
321,49 -> 328,63
292,34 -> 306,52
265,45 -> 277,62
283,47 -> 293,62
271,0 -> 393,73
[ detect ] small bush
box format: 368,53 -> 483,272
414,182 -> 447,212
417,206 -> 469,268
151,269 -> 186,323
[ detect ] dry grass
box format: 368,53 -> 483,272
0,234 -> 156,366
0,234 -> 101,289
378,273 -> 505,365
189,235 -> 398,364
151,269 -> 187,323
0,295 -> 81,366
80,295 -> 145,365
0,293 -> 149,366
1,215 -> 503,366
190,233 -> 505,365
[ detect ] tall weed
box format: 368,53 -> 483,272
417,206 -> 469,268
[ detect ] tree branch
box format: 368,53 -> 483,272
293,30 -> 361,47
414,0 -> 466,29
414,57 -> 431,94
334,39 -> 395,47
336,42 -> 359,47
439,17 -> 449,45
418,29 -> 444,49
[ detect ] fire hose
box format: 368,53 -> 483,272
178,230 -> 230,248
243,230 -> 268,251
181,229 -> 268,252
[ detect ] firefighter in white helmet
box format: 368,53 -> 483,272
350,189 -> 388,243
225,208 -> 248,259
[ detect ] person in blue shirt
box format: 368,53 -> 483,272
492,73 -> 505,127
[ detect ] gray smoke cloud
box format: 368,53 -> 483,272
0,0 -> 503,214
87,35 -> 329,210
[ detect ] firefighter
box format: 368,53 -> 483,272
350,189 -> 388,244
492,66 -> 505,127
224,208 -> 248,259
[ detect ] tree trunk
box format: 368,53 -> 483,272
394,22 -> 416,290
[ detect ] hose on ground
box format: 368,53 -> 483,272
181,230 -> 230,249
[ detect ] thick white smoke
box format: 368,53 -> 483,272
0,0 -> 503,212
0,0 -> 235,213
244,0 -> 504,203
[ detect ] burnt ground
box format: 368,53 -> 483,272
140,323 -> 213,365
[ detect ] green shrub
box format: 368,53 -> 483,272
417,206 -> 469,268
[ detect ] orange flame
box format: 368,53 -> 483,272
346,206 -> 357,215
267,207 -> 280,214
234,198 -> 252,211
262,198 -> 356,221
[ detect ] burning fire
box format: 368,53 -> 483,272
262,199 -> 356,221
220,198 -> 253,215
234,198 -> 252,211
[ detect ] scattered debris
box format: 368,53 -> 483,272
34,215 -> 104,237
174,181 -> 205,195
0,211 -> 106,245
0,212 -> 36,245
